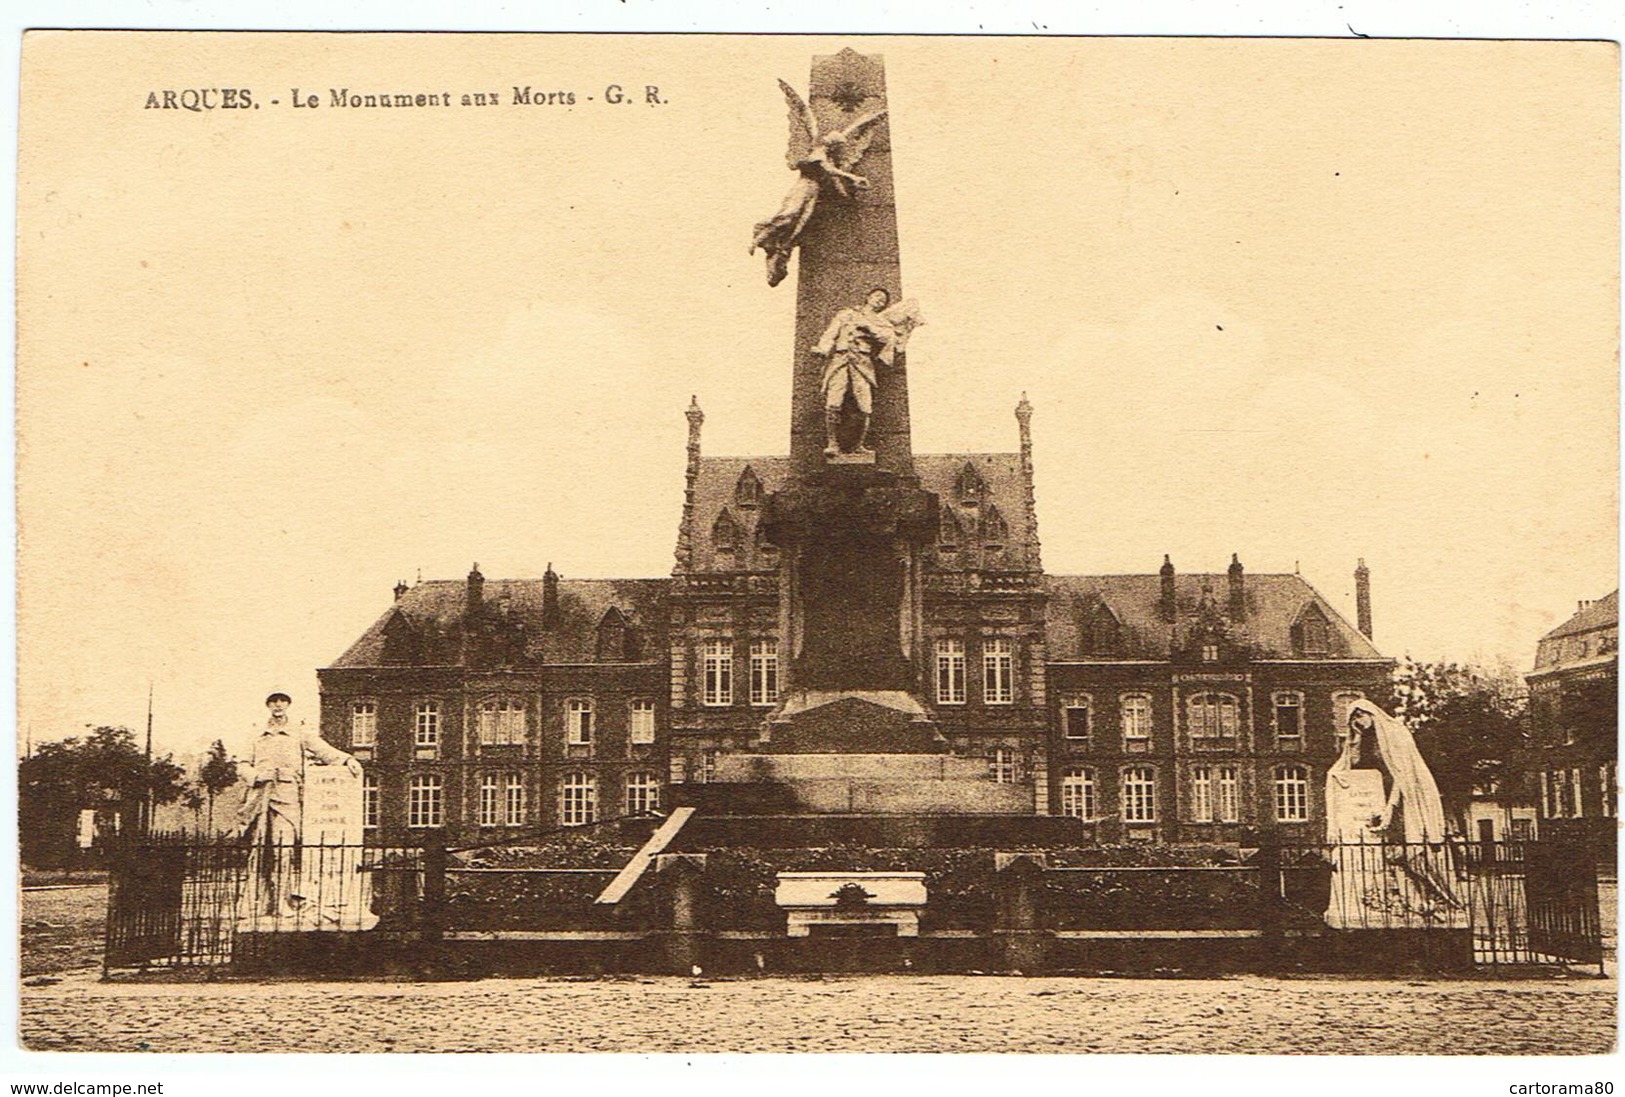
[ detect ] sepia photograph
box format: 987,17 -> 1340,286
9,23 -> 1620,1070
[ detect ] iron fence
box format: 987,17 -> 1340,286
104,834 -> 426,971
104,832 -> 1605,974
1278,838 -> 1603,970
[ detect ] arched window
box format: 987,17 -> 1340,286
1274,765 -> 1310,822
1193,765 -> 1241,822
1186,692 -> 1240,740
560,772 -> 597,827
1060,767 -> 1097,820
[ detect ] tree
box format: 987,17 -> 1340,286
198,739 -> 239,833
18,725 -> 191,865
1389,657 -> 1529,833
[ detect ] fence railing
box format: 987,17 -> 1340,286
103,834 -> 1604,973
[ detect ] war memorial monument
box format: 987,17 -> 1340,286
99,48 -> 1594,980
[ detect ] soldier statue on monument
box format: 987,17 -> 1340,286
238,691 -> 361,918
811,287 -> 923,457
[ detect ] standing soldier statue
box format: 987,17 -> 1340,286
239,691 -> 361,918
811,287 -> 923,457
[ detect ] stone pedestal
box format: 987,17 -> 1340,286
239,766 -> 377,933
995,853 -> 1051,973
655,853 -> 710,974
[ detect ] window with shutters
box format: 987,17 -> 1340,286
477,699 -> 527,746
1187,692 -> 1240,739
629,700 -> 657,745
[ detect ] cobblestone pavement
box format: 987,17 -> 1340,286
18,970 -> 1617,1054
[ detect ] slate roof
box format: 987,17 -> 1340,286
1541,590 -> 1618,641
328,577 -> 670,668
1045,572 -> 1384,662
684,453 -> 1039,573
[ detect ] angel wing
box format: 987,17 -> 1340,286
779,79 -> 820,168
825,108 -> 888,171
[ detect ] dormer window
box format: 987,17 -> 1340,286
595,607 -> 639,661
955,461 -> 987,506
1080,600 -> 1121,657
1202,643 -> 1219,663
1293,604 -> 1332,656
734,465 -> 764,508
981,504 -> 1008,549
712,508 -> 742,554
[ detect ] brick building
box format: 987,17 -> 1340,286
1526,590 -> 1618,854
317,47 -> 1391,846
319,405 -> 1387,845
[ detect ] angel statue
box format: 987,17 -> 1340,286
750,79 -> 888,287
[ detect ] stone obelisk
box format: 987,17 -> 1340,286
786,49 -> 916,477
762,49 -> 939,739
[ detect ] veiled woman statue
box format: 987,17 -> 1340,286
750,80 -> 888,287
1324,699 -> 1464,928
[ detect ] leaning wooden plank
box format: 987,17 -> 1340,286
594,807 -> 697,905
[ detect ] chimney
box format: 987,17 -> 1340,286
675,397 -> 705,572
465,563 -> 484,620
1228,554 -> 1245,620
393,579 -> 409,601
543,562 -> 561,628
1355,558 -> 1373,639
1160,555 -> 1176,621
1014,393 -> 1042,570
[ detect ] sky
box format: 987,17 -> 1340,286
15,33 -> 1618,762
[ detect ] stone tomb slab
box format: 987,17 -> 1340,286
775,871 -> 926,937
